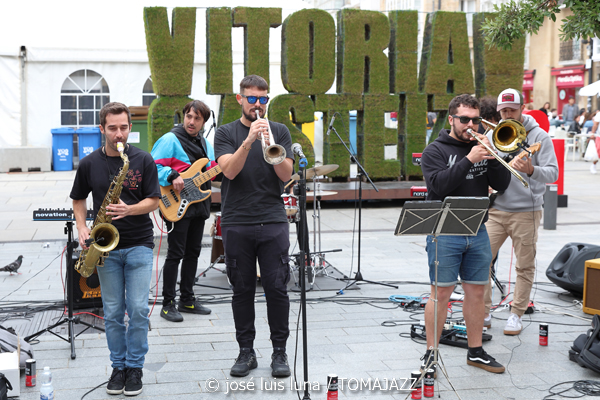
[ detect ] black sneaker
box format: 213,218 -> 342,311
419,349 -> 437,378
106,368 -> 126,395
230,348 -> 258,377
467,349 -> 505,373
124,368 -> 143,396
271,348 -> 291,377
178,298 -> 211,315
161,300 -> 183,322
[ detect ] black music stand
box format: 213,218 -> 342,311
24,221 -> 104,359
395,196 -> 489,394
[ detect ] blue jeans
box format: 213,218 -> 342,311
425,225 -> 492,287
97,246 -> 153,369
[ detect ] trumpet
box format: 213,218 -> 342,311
256,110 -> 286,165
466,120 -> 529,188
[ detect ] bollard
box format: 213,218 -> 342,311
544,184 -> 558,230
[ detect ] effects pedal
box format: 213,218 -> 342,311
389,295 -> 428,308
410,321 -> 492,349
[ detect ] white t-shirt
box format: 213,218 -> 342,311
594,112 -> 600,123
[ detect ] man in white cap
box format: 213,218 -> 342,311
483,88 -> 559,335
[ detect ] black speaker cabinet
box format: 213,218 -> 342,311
68,250 -> 103,309
546,243 -> 600,296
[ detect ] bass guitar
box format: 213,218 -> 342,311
159,158 -> 222,222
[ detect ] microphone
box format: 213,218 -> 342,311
291,143 -> 305,159
326,114 -> 336,135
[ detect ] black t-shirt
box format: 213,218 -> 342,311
214,119 -> 293,226
70,145 -> 161,250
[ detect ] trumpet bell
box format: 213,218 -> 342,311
492,120 -> 527,153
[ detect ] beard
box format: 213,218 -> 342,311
243,107 -> 264,122
451,120 -> 473,142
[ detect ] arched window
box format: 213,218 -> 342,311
143,77 -> 157,106
61,69 -> 110,127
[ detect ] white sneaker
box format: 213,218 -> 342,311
484,314 -> 492,328
591,164 -> 597,174
503,313 -> 522,335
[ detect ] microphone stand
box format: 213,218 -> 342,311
295,154 -> 311,400
327,126 -> 398,291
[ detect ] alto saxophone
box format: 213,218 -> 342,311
75,142 -> 130,278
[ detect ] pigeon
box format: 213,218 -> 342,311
0,255 -> 23,275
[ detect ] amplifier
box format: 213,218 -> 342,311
412,153 -> 422,166
410,186 -> 428,198
583,259 -> 600,315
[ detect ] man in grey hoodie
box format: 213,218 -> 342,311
483,88 -> 559,335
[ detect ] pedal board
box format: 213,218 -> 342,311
389,295 -> 428,308
410,321 -> 493,349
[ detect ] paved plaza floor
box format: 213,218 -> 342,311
1,158 -> 600,399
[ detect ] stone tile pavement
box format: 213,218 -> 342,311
1,159 -> 600,399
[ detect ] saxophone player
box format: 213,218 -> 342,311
70,102 -> 160,397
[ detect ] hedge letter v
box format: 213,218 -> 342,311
144,7 -> 196,96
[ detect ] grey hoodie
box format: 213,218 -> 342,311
487,114 -> 559,212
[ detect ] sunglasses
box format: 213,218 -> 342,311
452,115 -> 482,124
241,94 -> 270,105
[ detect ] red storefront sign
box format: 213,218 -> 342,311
523,70 -> 535,90
551,65 -> 585,88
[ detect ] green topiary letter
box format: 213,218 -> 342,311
472,13 -> 525,98
399,93 -> 428,178
147,96 -> 193,150
281,9 -> 336,95
268,95 -> 315,168
419,12 -> 474,110
144,7 -> 196,96
233,7 -> 282,86
389,11 -> 418,94
206,8 -> 233,94
336,9 -> 390,95
362,95 -> 401,179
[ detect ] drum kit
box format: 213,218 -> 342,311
197,163 -> 343,290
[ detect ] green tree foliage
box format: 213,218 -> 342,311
481,0 -> 600,50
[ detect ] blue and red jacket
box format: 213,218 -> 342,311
151,124 -> 217,220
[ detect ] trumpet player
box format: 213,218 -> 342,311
483,89 -> 558,335
420,94 -> 511,376
214,75 -> 293,378
70,102 -> 160,396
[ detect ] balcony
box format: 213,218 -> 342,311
559,40 -> 582,65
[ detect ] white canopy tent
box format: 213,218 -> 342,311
579,80 -> 600,97
0,0 -> 312,171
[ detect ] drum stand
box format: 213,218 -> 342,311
307,181 -> 343,288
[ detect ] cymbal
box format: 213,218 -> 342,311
291,164 -> 339,181
307,190 -> 337,197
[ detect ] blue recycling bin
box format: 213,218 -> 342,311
51,128 -> 75,171
76,127 -> 102,159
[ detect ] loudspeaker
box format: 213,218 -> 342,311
584,259 -> 600,315
546,243 -> 600,296
67,250 -> 103,309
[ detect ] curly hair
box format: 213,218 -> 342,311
448,94 -> 479,116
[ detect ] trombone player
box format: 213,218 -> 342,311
483,89 -> 558,335
214,75 -> 293,378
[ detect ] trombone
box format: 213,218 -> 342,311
466,119 -> 529,188
255,110 -> 286,165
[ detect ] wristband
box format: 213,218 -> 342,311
241,142 -> 251,151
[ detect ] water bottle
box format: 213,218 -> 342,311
39,366 -> 54,400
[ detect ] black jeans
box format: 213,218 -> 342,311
222,223 -> 290,349
162,216 -> 206,306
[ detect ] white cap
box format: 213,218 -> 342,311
497,88 -> 523,111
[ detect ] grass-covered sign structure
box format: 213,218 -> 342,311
145,8 -> 524,180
